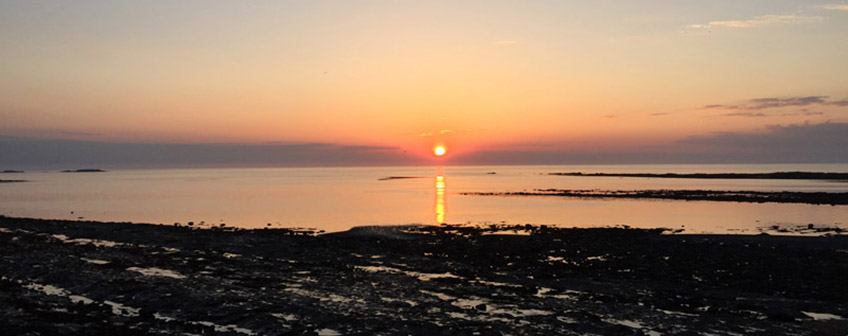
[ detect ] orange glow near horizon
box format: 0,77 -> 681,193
2,1 -> 846,164
434,146 -> 447,157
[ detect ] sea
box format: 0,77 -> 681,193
1,164 -> 847,234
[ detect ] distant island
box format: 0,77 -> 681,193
0,180 -> 27,183
378,176 -> 424,181
1,170 -> 24,173
61,169 -> 107,173
550,171 -> 848,180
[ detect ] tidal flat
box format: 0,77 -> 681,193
1,216 -> 847,335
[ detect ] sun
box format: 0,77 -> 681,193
433,146 -> 447,157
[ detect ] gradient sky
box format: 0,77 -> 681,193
2,1 -> 847,167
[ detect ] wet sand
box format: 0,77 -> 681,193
1,216 -> 847,335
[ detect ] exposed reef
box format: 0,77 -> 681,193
378,176 -> 425,181
61,169 -> 107,173
462,189 -> 848,205
550,171 -> 848,181
0,179 -> 27,183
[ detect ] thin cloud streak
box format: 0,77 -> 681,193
719,112 -> 768,117
703,96 -> 847,110
817,4 -> 848,11
716,111 -> 826,118
687,14 -> 824,29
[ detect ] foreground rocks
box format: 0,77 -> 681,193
1,216 -> 847,335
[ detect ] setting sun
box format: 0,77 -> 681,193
434,146 -> 447,157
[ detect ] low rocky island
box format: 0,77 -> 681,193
550,171 -> 848,181
61,169 -> 107,173
0,179 -> 27,183
378,176 -> 425,181
463,189 -> 848,205
1,216 -> 846,335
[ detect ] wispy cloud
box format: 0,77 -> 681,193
785,110 -> 825,116
717,111 -> 825,118
419,130 -> 454,136
687,14 -> 824,29
719,112 -> 768,117
703,96 -> 846,110
745,96 -> 828,109
817,4 -> 848,11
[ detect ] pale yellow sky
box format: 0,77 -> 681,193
1,1 -> 847,160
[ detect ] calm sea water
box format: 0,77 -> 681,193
1,164 -> 847,233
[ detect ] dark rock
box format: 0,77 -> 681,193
61,169 -> 106,173
0,216 -> 846,335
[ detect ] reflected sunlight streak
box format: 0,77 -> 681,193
435,174 -> 446,224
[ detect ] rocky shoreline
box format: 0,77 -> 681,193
1,216 -> 847,335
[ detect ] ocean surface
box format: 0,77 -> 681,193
1,164 -> 847,233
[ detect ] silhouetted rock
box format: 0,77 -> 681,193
551,171 -> 848,180
0,179 -> 27,183
378,176 -> 424,181
464,189 -> 848,205
61,169 -> 106,173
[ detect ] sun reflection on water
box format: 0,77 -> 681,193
435,169 -> 446,224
